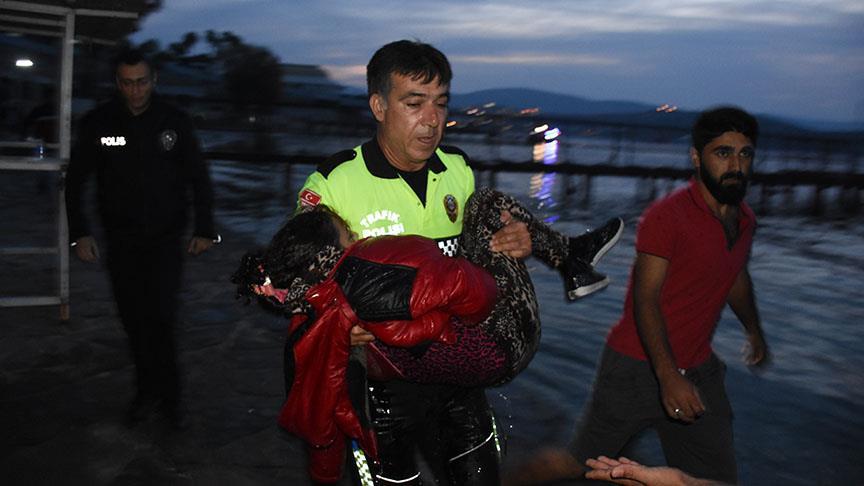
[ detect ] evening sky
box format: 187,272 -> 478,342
131,0 -> 864,124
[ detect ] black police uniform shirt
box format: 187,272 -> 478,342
66,96 -> 215,242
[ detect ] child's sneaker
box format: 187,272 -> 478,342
569,217 -> 624,266
561,256 -> 610,300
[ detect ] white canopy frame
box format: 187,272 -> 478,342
0,0 -> 138,320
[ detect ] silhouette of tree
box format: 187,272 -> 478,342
203,30 -> 282,109
168,32 -> 198,61
133,30 -> 283,109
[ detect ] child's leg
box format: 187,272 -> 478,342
460,187 -> 622,300
459,187 -> 565,267
457,187 -> 541,382
461,187 -> 616,269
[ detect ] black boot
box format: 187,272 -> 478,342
569,217 -> 624,266
561,256 -> 609,300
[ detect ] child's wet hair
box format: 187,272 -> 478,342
231,206 -> 343,309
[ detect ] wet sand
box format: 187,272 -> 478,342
0,220 -> 327,485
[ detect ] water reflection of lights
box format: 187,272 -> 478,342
529,139 -> 560,223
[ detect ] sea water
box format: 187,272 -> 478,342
206,133 -> 864,484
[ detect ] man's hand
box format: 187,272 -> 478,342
350,325 -> 375,346
743,332 -> 770,368
585,456 -> 707,486
187,236 -> 214,256
73,236 -> 100,263
658,370 -> 705,423
490,210 -> 532,258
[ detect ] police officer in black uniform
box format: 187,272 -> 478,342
66,49 -> 217,427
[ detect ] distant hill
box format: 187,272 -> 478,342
450,87 -> 863,137
451,88 -> 652,116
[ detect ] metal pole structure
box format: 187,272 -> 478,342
56,9 -> 74,322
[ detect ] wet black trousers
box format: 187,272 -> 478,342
106,236 -> 184,409
362,379 -> 500,485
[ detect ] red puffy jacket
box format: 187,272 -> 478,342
277,235 -> 497,483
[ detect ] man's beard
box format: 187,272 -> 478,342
700,167 -> 749,205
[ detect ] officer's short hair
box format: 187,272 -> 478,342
692,106 -> 759,153
366,40 -> 452,98
114,49 -> 154,77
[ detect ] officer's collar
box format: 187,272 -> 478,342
111,94 -> 161,117
361,137 -> 447,179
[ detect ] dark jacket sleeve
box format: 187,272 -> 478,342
179,114 -> 216,238
65,114 -> 96,241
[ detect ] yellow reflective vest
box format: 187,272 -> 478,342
298,139 -> 475,256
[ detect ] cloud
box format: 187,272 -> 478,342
321,64 -> 366,85
165,0 -> 262,11
451,53 -> 621,67
331,0 -> 861,40
131,0 -> 864,122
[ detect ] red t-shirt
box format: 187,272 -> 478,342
606,179 -> 756,369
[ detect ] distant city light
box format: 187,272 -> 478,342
544,128 -> 561,140
16,59 -> 34,68
483,102 -> 496,109
446,120 -> 457,128
655,103 -> 678,113
532,124 -> 549,134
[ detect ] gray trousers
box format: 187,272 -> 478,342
570,346 -> 737,484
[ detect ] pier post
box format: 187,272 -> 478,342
759,183 -> 771,214
561,174 -> 573,208
810,185 -> 825,216
839,186 -> 861,214
783,186 -> 795,208
580,175 -> 592,208
284,160 -> 293,201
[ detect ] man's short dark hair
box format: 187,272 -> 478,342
366,40 -> 452,98
114,49 -> 154,76
692,106 -> 759,153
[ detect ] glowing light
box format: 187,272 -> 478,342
655,103 -> 678,113
544,128 -> 561,140
16,59 -> 34,68
532,124 -> 549,134
446,120 -> 457,127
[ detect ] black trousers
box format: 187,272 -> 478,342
106,236 -> 184,408
362,379 -> 500,485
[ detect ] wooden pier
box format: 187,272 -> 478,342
203,150 -> 864,215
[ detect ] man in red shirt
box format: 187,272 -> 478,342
507,107 -> 769,485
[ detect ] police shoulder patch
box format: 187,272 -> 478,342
317,149 -> 357,178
